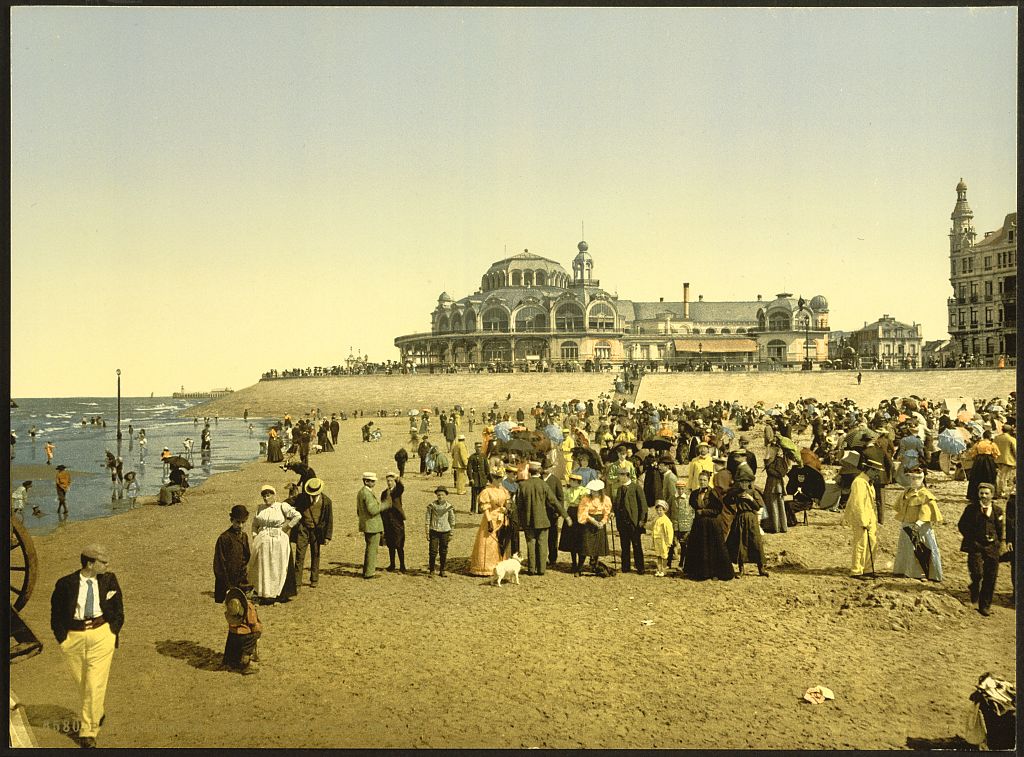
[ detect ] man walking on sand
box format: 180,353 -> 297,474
50,543 -> 125,749
450,434 -> 470,495
467,441 -> 489,514
356,472 -> 389,579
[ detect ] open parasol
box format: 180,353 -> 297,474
902,525 -> 932,575
777,435 -> 799,455
543,424 -> 564,444
408,409 -> 420,416
493,421 -> 514,442
164,455 -> 192,469
642,438 -> 673,452
787,466 -> 826,501
572,446 -> 603,470
937,429 -> 968,455
506,438 -> 536,456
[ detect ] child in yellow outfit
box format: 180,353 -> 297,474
650,500 -> 674,577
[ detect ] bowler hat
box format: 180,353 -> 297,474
56,464 -> 67,471
434,485 -> 449,495
229,504 -> 250,521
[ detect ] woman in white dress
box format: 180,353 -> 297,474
251,484 -> 301,603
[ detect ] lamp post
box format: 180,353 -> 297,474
698,342 -> 703,371
803,318 -> 812,370
116,369 -> 122,453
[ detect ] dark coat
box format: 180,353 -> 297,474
291,492 -> 334,543
467,452 -> 490,488
958,502 -> 1004,559
51,571 -> 125,646
213,526 -> 251,602
394,448 -> 409,466
516,476 -> 565,529
541,472 -> 565,518
614,480 -> 648,529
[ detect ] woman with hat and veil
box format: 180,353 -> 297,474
892,467 -> 944,582
251,485 -> 301,603
576,479 -> 612,576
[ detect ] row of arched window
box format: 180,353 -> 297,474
436,302 -> 617,334
481,269 -> 571,292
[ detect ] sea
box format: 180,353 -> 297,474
9,397 -> 273,535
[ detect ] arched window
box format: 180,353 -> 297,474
594,341 -> 612,360
535,270 -> 546,287
560,341 -> 579,360
691,328 -> 701,335
721,328 -> 731,334
795,312 -> 811,330
588,303 -> 616,330
756,311 -> 767,331
511,270 -> 523,287
449,312 -> 463,332
768,312 -> 791,331
463,307 -> 477,332
736,328 -> 746,334
767,339 -> 787,361
555,303 -> 585,331
523,270 -> 534,286
482,339 -> 511,362
515,306 -> 548,332
436,314 -> 450,333
481,307 -> 509,332
705,328 -> 717,335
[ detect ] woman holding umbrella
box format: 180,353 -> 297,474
576,479 -> 612,576
892,467 -> 944,582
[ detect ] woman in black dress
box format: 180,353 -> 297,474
380,473 -> 406,572
683,470 -> 734,581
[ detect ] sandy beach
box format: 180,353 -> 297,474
10,370 -> 1015,749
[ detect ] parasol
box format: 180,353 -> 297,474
902,525 -> 932,575
642,438 -> 673,452
987,403 -> 1004,413
420,408 -> 432,415
572,429 -> 591,448
966,421 -> 985,437
937,429 -> 967,455
164,455 -> 192,469
408,409 -> 420,416
493,421 -> 514,442
721,427 -> 736,439
613,440 -> 639,455
575,401 -> 586,412
506,439 -> 536,456
573,446 -> 603,470
543,424 -> 564,444
624,401 -> 636,410
788,466 -> 826,500
777,435 -> 799,454
454,404 -> 463,412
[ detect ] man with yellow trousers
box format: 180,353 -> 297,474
841,451 -> 880,579
450,434 -> 470,495
50,544 -> 125,748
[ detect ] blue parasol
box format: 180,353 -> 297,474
543,424 -> 564,444
937,428 -> 967,455
493,421 -> 514,442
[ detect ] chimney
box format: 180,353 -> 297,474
659,297 -> 664,302
757,294 -> 762,301
698,294 -> 704,302
683,282 -> 690,319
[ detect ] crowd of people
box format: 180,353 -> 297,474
208,386 -> 1016,679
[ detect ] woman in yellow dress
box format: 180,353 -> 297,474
469,473 -> 511,576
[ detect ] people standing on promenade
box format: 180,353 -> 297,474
891,468 -> 943,582
467,441 -> 489,514
45,440 -> 55,465
290,478 -> 333,589
356,472 -> 389,579
958,482 -> 1005,617
49,543 -> 124,749
251,485 -> 301,603
214,505 -> 252,602
55,464 -> 71,515
993,424 -> 1016,498
381,473 -> 407,572
451,434 -> 469,495
426,485 -> 456,577
841,452 -> 878,580
577,479 -> 612,576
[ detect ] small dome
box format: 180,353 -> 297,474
809,294 -> 828,311
438,291 -> 452,303
577,240 -> 589,252
956,178 -> 967,192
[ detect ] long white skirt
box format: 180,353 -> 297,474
251,527 -> 290,598
892,521 -> 943,581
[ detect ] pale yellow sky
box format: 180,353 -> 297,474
10,6 -> 1018,396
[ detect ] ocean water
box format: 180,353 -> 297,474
9,397 -> 273,535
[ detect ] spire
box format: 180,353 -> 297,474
950,177 -> 976,252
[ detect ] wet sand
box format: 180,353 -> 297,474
10,370 -> 1015,749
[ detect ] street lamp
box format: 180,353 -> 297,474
116,369 -> 122,444
698,342 -> 703,371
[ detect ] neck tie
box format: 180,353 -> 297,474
85,579 -> 95,619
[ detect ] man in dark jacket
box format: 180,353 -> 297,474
614,469 -> 648,574
417,436 -> 432,475
50,544 -> 125,748
290,478 -> 333,588
516,461 -> 569,576
541,462 -> 566,567
958,482 -> 1005,616
394,447 -> 409,479
213,505 -> 251,601
329,414 -> 341,445
466,441 -> 490,514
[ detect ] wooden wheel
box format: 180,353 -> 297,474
10,518 -> 38,612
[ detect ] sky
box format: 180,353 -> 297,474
9,6 -> 1018,397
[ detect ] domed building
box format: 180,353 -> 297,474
394,242 -> 831,370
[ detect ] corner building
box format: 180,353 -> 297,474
947,179 -> 1017,366
394,242 -> 831,370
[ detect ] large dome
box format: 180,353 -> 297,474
809,294 -> 828,311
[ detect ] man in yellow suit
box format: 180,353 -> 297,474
842,451 -> 880,579
450,434 -> 470,495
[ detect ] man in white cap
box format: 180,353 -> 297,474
291,478 -> 333,588
50,544 -> 125,748
450,433 -> 470,496
356,472 -> 389,579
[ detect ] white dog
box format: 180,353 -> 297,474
492,553 -> 524,586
